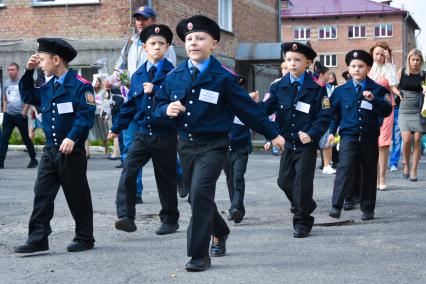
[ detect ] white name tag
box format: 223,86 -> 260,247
199,89 -> 219,104
295,101 -> 310,114
57,102 -> 74,114
360,100 -> 373,110
233,116 -> 245,125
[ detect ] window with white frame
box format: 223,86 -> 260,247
218,0 -> 232,32
294,27 -> 310,40
374,24 -> 393,37
319,54 -> 337,67
348,25 -> 366,38
318,26 -> 337,39
33,0 -> 100,6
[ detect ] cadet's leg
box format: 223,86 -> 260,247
277,149 -> 296,205
27,148 -> 61,244
332,139 -> 359,209
231,148 -> 249,217
222,151 -> 234,209
292,147 -> 317,232
359,141 -> 379,214
185,139 -> 229,258
116,134 -> 151,219
57,148 -> 94,243
151,135 -> 179,224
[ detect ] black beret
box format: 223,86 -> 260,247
345,50 -> 373,67
342,70 -> 351,81
176,15 -> 220,42
281,41 -> 317,61
37,38 -> 77,63
140,24 -> 173,44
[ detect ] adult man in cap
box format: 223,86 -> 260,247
328,50 -> 392,221
109,6 -> 177,204
15,38 -> 96,254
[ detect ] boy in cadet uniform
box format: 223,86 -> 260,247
328,50 -> 392,221
108,24 -> 179,235
223,76 -> 252,224
258,42 -> 331,238
15,38 -> 96,253
154,15 -> 284,272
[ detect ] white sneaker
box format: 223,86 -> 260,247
323,165 -> 336,174
390,165 -> 398,171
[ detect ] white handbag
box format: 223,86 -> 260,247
421,94 -> 426,118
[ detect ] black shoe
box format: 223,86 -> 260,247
210,234 -> 228,257
185,255 -> 211,272
293,227 -> 310,238
230,209 -> 243,224
115,163 -> 123,169
343,199 -> 356,211
155,223 -> 179,235
361,211 -> 374,221
177,182 -> 189,198
0,163 -> 4,169
135,196 -> 143,204
329,207 -> 341,219
66,240 -> 94,252
115,217 -> 137,232
14,240 -> 49,254
27,159 -> 38,168
319,163 -> 324,170
410,177 -> 418,182
290,206 -> 296,214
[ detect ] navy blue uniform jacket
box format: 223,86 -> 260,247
111,59 -> 175,136
154,56 -> 279,142
261,72 -> 331,150
19,69 -> 95,149
329,77 -> 392,142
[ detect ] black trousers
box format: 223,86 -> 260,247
332,138 -> 378,212
277,146 -> 317,231
223,147 -> 249,216
178,137 -> 230,258
116,133 -> 179,224
27,146 -> 94,244
0,113 -> 36,163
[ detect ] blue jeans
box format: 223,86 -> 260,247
122,121 -> 143,196
389,107 -> 401,167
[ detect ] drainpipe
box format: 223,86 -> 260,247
278,0 -> 282,42
402,12 -> 409,68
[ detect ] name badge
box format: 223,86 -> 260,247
57,102 -> 74,114
233,116 -> 245,126
295,101 -> 310,114
199,89 -> 219,104
360,100 -> 373,110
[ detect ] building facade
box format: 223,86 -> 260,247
0,0 -> 281,97
281,0 -> 420,83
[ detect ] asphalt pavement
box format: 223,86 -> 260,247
0,150 -> 425,283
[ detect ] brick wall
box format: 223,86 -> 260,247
282,14 -> 415,83
0,0 -> 132,39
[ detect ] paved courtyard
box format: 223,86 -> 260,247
0,150 -> 425,283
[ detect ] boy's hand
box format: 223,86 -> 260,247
143,82 -> 154,94
249,91 -> 260,103
327,134 -> 335,144
298,131 -> 312,144
26,54 -> 40,70
264,141 -> 271,151
271,135 -> 285,151
107,130 -> 118,140
59,138 -> 75,155
363,91 -> 374,101
166,101 -> 186,117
